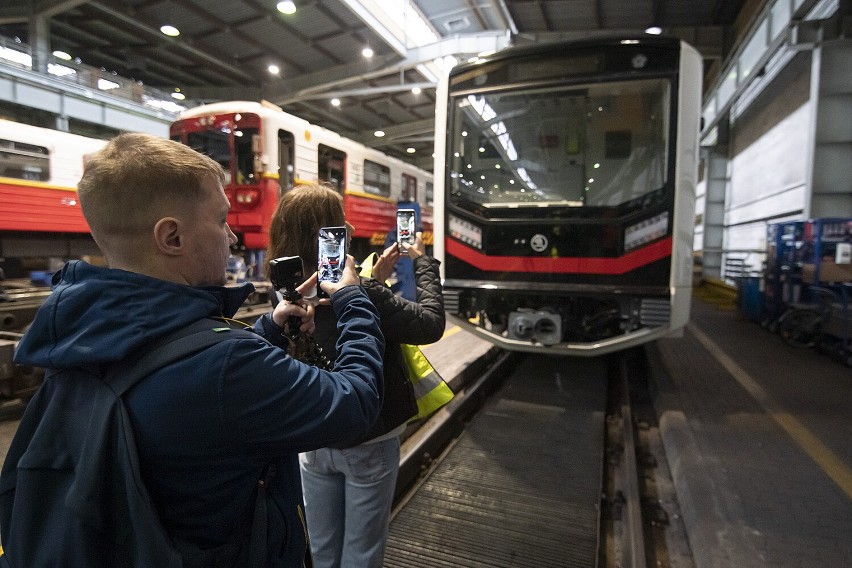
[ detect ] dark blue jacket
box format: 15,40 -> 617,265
10,260 -> 384,567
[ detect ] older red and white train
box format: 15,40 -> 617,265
170,100 -> 434,269
0,119 -> 106,235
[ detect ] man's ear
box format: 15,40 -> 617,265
153,217 -> 184,256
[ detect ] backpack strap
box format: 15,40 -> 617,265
108,318 -> 256,396
105,318 -> 269,567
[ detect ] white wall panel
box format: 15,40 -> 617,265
728,102 -> 809,212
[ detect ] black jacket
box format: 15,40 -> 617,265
314,254 -> 445,447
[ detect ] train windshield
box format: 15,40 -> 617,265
177,116 -> 259,186
448,77 -> 670,209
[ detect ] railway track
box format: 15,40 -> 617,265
389,348 -> 686,568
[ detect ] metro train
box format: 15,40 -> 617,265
0,119 -> 107,271
433,37 -> 702,355
170,101 -> 434,271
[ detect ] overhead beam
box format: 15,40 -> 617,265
361,117 -> 434,145
184,31 -> 508,104
84,1 -> 256,84
0,0 -> 88,24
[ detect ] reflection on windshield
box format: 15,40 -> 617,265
187,125 -> 259,186
448,78 -> 670,208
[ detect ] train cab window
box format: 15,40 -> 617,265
188,131 -> 232,184
448,77 -> 670,210
318,144 -> 346,193
401,173 -> 417,202
233,127 -> 259,185
278,129 -> 295,192
0,139 -> 50,181
363,160 -> 390,197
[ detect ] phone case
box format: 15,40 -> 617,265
317,226 -> 347,297
397,209 -> 416,246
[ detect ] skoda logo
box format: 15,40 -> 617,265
530,234 -> 548,252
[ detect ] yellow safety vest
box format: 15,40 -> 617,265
359,253 -> 454,422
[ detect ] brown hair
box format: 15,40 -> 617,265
77,132 -> 226,241
266,182 -> 346,278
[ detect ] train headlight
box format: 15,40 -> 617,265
624,212 -> 668,251
448,214 -> 482,249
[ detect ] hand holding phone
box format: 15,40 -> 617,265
396,209 -> 416,247
317,226 -> 347,298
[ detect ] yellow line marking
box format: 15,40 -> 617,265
688,322 -> 852,500
441,325 -> 462,340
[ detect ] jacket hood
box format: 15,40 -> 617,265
14,260 -> 255,369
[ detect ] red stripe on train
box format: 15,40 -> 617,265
446,236 -> 673,275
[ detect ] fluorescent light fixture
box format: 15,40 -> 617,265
98,78 -> 120,90
52,50 -> 71,60
277,1 -> 296,14
171,92 -> 186,100
268,64 -> 280,74
331,98 -> 341,106
373,130 -> 385,137
362,47 -> 374,58
645,26 -> 662,35
406,147 -> 416,153
160,25 -> 180,37
411,86 -> 421,95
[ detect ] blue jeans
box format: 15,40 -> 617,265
299,437 -> 400,568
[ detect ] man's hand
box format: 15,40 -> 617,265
272,274 -> 316,334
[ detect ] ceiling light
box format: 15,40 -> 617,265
268,64 -> 280,74
171,92 -> 186,100
331,98 -> 341,107
406,147 -> 416,154
374,130 -> 385,137
277,1 -> 296,14
411,87 -> 421,95
645,26 -> 662,35
160,25 -> 180,37
52,50 -> 71,60
362,47 -> 374,58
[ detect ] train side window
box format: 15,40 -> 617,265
401,173 -> 417,202
278,129 -> 295,192
0,139 -> 50,181
363,159 -> 390,197
425,181 -> 434,207
318,144 -> 346,193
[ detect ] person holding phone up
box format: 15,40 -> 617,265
266,182 -> 445,568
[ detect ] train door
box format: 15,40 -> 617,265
401,173 -> 417,203
278,129 -> 295,192
318,143 -> 346,193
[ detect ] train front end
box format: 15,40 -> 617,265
170,106 -> 276,278
434,38 -> 702,355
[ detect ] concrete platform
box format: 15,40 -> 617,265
648,298 -> 852,568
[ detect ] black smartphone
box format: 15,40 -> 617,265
317,226 -> 347,298
268,256 -> 304,307
397,209 -> 416,247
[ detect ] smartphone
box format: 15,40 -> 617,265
317,226 -> 347,298
397,209 -> 416,247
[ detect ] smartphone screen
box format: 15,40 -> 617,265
397,209 -> 416,246
317,226 -> 347,298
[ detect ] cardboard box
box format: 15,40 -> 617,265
802,262 -> 852,284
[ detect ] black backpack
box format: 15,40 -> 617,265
0,319 -> 271,568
